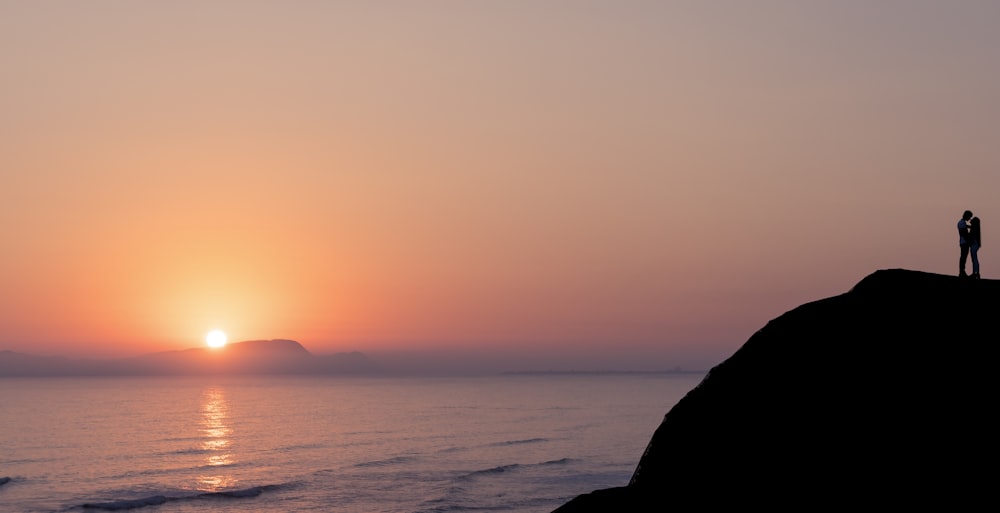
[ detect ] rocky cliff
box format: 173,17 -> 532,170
554,269 -> 995,511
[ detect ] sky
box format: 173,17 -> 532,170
2,1 -> 998,372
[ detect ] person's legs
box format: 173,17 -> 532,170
971,245 -> 980,277
960,244 -> 970,276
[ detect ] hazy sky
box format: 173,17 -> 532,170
2,1 -> 998,371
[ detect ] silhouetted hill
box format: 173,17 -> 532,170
553,269 -> 995,511
0,340 -> 379,376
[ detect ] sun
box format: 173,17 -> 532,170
205,330 -> 228,348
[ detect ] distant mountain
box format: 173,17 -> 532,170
0,340 -> 380,376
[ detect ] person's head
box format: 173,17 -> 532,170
964,210 -> 974,220
971,217 -> 980,227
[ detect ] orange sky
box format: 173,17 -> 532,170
2,1 -> 999,370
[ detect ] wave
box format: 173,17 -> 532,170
437,437 -> 550,455
195,460 -> 241,470
457,458 -> 573,481
487,437 -> 548,447
78,484 -> 280,511
416,496 -> 557,513
201,486 -> 269,498
81,496 -> 168,511
415,503 -> 525,512
354,455 -> 417,468
276,442 -> 327,452
163,447 -> 212,456
0,476 -> 10,486
458,463 -> 522,479
160,436 -> 203,444
437,444 -> 469,454
415,483 -> 566,513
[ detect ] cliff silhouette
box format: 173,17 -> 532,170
554,269 -> 995,511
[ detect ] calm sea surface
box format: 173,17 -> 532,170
0,374 -> 704,513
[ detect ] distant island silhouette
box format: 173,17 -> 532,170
0,341 -> 702,377
0,339 -> 379,376
553,269 -> 994,511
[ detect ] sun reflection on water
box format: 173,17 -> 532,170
198,386 -> 236,491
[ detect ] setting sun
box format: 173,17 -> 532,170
205,330 -> 228,348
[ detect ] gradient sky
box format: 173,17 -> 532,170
2,1 -> 998,371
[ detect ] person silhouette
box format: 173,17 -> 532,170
969,216 -> 982,279
958,210 -> 973,277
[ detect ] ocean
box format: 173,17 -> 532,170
0,373 -> 704,513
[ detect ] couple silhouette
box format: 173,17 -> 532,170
958,210 -> 982,279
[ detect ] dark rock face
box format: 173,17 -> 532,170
554,269 -> 996,511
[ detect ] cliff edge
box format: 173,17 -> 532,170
554,269 -> 995,510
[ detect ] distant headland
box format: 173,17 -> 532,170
553,269 -> 995,511
0,339 -> 379,376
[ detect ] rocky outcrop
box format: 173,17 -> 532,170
554,269 -> 995,511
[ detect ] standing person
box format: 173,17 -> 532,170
969,216 -> 982,279
958,210 -> 973,277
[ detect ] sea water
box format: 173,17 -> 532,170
0,373 -> 703,513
